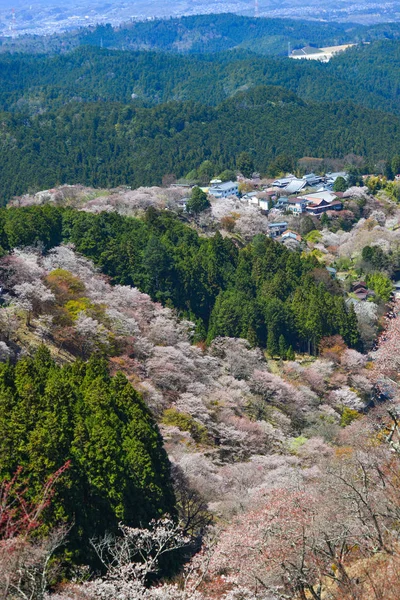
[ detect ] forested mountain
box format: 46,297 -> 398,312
1,41 -> 400,115
2,12 -> 400,600
0,19 -> 399,203
0,204 -> 359,352
0,86 -> 398,202
3,14 -> 400,56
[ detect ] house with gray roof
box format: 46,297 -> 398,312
272,175 -> 296,188
284,178 -> 307,194
275,196 -> 289,209
302,173 -> 323,186
268,222 -> 288,238
287,198 -> 307,214
208,181 -> 239,198
325,172 -> 348,184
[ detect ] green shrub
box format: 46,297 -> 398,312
340,407 -> 361,427
162,408 -> 209,444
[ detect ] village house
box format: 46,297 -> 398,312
275,196 -> 289,209
351,281 -> 375,301
268,222 -> 288,238
241,192 -> 270,212
283,178 -> 307,194
301,191 -> 338,204
272,175 -> 296,188
281,230 -> 302,242
176,197 -> 189,210
258,199 -> 270,211
325,171 -> 348,185
241,191 -> 259,204
208,181 -> 239,198
306,198 -> 343,216
302,173 -> 323,186
287,198 -> 307,214
326,266 -> 337,278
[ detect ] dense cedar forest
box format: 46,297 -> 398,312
1,42 -> 400,113
0,348 -> 175,563
0,87 -> 400,203
0,205 -> 360,353
0,32 -> 400,202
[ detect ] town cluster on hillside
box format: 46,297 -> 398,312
174,169 -> 400,311
210,171 -> 344,213
178,170 -> 347,244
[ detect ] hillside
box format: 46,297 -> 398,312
2,13 -> 400,600
1,87 -> 399,203
1,187 -> 400,597
1,41 -> 400,115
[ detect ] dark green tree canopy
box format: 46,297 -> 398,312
333,176 -> 348,192
186,187 -> 211,214
0,348 -> 176,563
236,152 -> 255,178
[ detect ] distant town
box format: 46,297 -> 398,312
1,0 -> 400,38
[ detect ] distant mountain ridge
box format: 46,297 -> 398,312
0,41 -> 400,116
3,14 -> 400,56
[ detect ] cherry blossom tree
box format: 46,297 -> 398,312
13,280 -> 55,326
0,341 -> 12,362
341,348 -> 368,371
74,313 -> 110,356
0,463 -> 70,600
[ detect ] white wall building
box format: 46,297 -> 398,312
208,181 -> 239,198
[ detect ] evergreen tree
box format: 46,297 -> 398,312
320,212 -> 330,227
392,155 -> 400,176
384,161 -> 394,181
347,168 -> 362,187
345,304 -> 361,348
218,169 -> 236,182
333,176 -> 347,192
279,334 -> 287,359
286,345 -> 295,361
267,329 -> 279,358
143,236 -> 172,299
236,152 -> 254,178
186,187 -> 210,214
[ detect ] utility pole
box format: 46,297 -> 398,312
255,0 -> 259,18
10,8 -> 16,37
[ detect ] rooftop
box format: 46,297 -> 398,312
209,181 -> 238,191
302,191 -> 337,203
284,179 -> 307,194
326,171 -> 347,179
